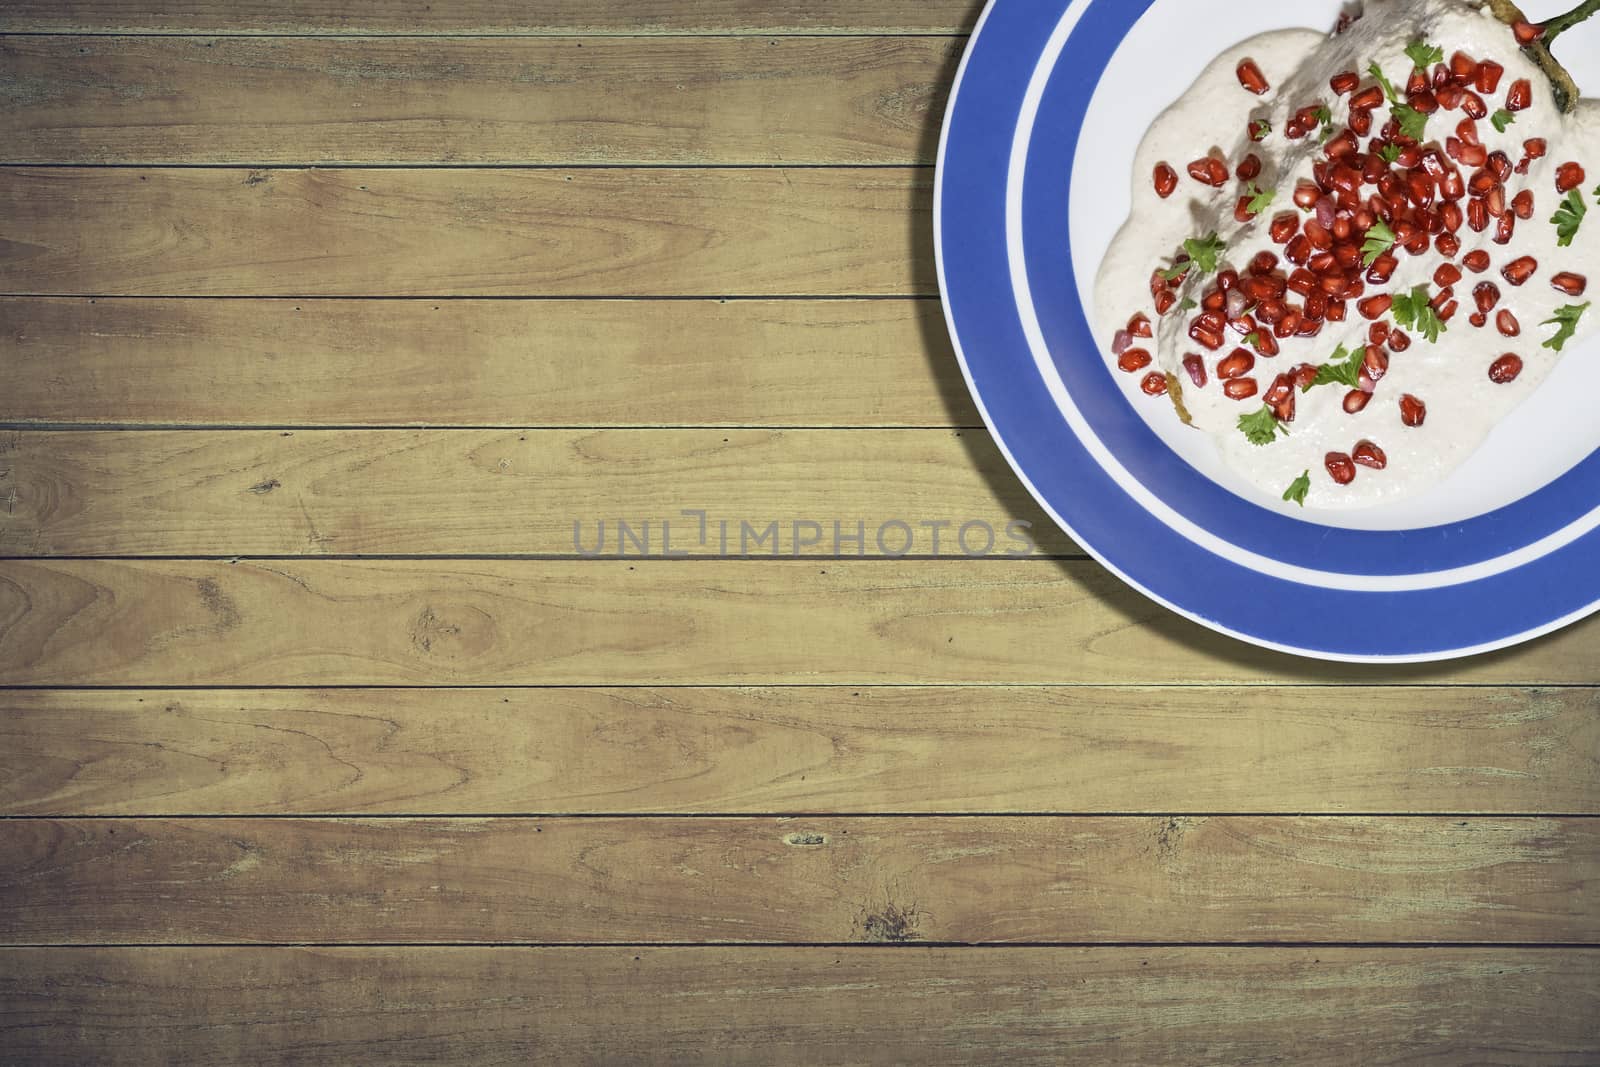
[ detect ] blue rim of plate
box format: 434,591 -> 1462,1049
935,0 -> 1600,662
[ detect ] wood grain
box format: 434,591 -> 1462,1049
0,298 -> 970,427
8,558 -> 1600,686
2,816 -> 1593,944
5,687 -> 1597,816
0,168 -> 932,296
5,947 -> 1592,1066
0,1 -> 983,35
0,37 -> 954,165
0,429 -> 1062,556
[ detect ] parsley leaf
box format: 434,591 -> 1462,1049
1391,285 -> 1446,343
1238,406 -> 1287,446
1160,260 -> 1190,282
1393,104 -> 1429,142
1542,302 -> 1591,352
1246,185 -> 1276,214
1242,331 -> 1262,348
1378,143 -> 1404,164
1368,62 -> 1401,105
1179,297 -> 1198,311
1491,108 -> 1517,133
1181,232 -> 1227,274
1311,343 -> 1364,389
1251,118 -> 1272,141
1283,470 -> 1312,507
1360,218 -> 1397,266
1404,41 -> 1444,70
1552,189 -> 1588,247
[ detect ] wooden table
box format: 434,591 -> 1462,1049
0,3 -> 1595,1063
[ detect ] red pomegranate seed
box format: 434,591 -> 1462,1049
1460,90 -> 1488,119
1128,313 -> 1153,338
1487,151 -> 1513,182
1512,20 -> 1543,45
1237,59 -> 1270,95
1556,163 -> 1587,194
1489,354 -> 1523,383
1367,252 -> 1399,283
1552,273 -> 1589,297
1437,298 -> 1460,322
1408,89 -> 1440,115
1188,322 -> 1224,350
1325,452 -> 1357,485
1399,394 -> 1427,427
1524,138 -> 1548,161
1236,154 -> 1263,182
1253,330 -> 1280,357
1511,190 -> 1535,220
1468,168 -> 1496,196
1434,264 -> 1463,288
1350,85 -> 1385,111
1119,348 -> 1153,373
1408,68 -> 1430,96
1327,298 -> 1348,322
1153,163 -> 1179,199
1223,377 -> 1258,401
1497,309 -> 1521,336
1269,212 -> 1299,244
1182,353 -> 1207,388
1502,256 -> 1537,286
1467,199 -> 1490,233
1350,108 -> 1374,137
1449,52 -> 1477,81
1264,374 -> 1296,422
1363,345 -> 1389,383
1357,294 -> 1393,320
1217,348 -> 1255,379
1369,321 -> 1391,344
1462,249 -> 1492,273
1352,441 -> 1388,469
1388,329 -> 1412,352
1436,233 -> 1461,257
1470,311 -> 1488,328
1476,61 -> 1504,94
1141,372 -> 1168,396
1155,291 -> 1177,315
1458,118 -> 1481,145
1474,282 -> 1501,311
1330,71 -> 1361,95
1218,269 -> 1240,291
1248,251 -> 1279,276
1437,82 -> 1465,110
1494,213 -> 1516,245
1456,141 -> 1488,168
1505,79 -> 1533,112
1486,184 -> 1507,219
1343,389 -> 1370,414
1188,157 -> 1227,187
1274,310 -> 1302,338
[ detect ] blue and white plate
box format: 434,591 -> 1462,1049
936,0 -> 1600,662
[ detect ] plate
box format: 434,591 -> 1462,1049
935,0 -> 1600,662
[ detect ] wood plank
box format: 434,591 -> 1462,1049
0,168 -> 931,296
0,298 -> 971,428
0,37 -> 955,165
7,558 -> 1600,686
5,687 -> 1597,816
0,429 -> 1063,557
2,816 -> 1593,944
0,1 -> 982,35
5,949 -> 1591,1067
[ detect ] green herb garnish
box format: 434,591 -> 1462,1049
1391,285 -> 1446,344
1246,185 -> 1277,214
1360,218 -> 1396,266
1378,143 -> 1404,164
1242,331 -> 1262,348
1552,189 -> 1588,247
1179,297 -> 1198,311
1310,343 -> 1364,389
1393,104 -> 1429,142
1404,41 -> 1445,70
1180,232 -> 1227,274
1542,303 -> 1591,352
1238,406 -> 1288,446
1491,108 -> 1517,133
1368,62 -> 1401,104
1283,470 -> 1312,507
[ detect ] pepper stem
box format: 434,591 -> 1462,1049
1543,0 -> 1600,46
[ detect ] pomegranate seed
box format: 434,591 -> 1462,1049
1369,322 -> 1391,344
1127,313 -> 1153,338
1234,196 -> 1255,223
1510,190 -> 1534,220
1408,68 -> 1430,96
1436,233 -> 1461,257
1223,378 -> 1258,401
1248,251 -> 1279,276
1367,252 -> 1399,283
1155,291 -> 1177,315
1462,249 -> 1492,273
1363,344 -> 1389,383
1217,348 -> 1255,379
1474,282 -> 1501,311
1327,299 -> 1348,322
1466,199 -> 1489,233
1293,181 -> 1322,210
1237,59 -> 1270,95
1341,389 -> 1369,414
1325,452 -> 1357,485
1182,354 -> 1207,388
1153,163 -> 1179,199
1449,52 -> 1477,81
1487,151 -> 1513,182
1330,71 -> 1360,95
1505,79 -> 1533,112
1350,85 -> 1385,111
1388,330 -> 1412,353
1512,20 -> 1543,45
1188,157 -> 1228,187
1352,441 -> 1388,469
1460,90 -> 1488,119
1119,348 -> 1152,373
1269,212 -> 1299,244
1502,256 -> 1537,286
1489,354 -> 1523,383
1434,264 -> 1463,288
1437,83 -> 1465,110
1524,139 -> 1547,160
1350,108 -> 1374,137
1408,89 -> 1439,114
1235,154 -> 1263,182
1486,184 -> 1507,219
1437,299 -> 1459,322
1497,309 -> 1521,336
1254,331 -> 1280,357
1141,372 -> 1168,396
1556,163 -> 1587,194
1264,374 -> 1296,422
1457,141 -> 1488,168
1458,118 -> 1481,146
1470,311 -> 1488,328
1552,273 -> 1589,297
1468,168 -> 1496,196
1476,61 -> 1504,94
1357,294 -> 1393,320
1494,213 -> 1516,245
1399,394 -> 1427,427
